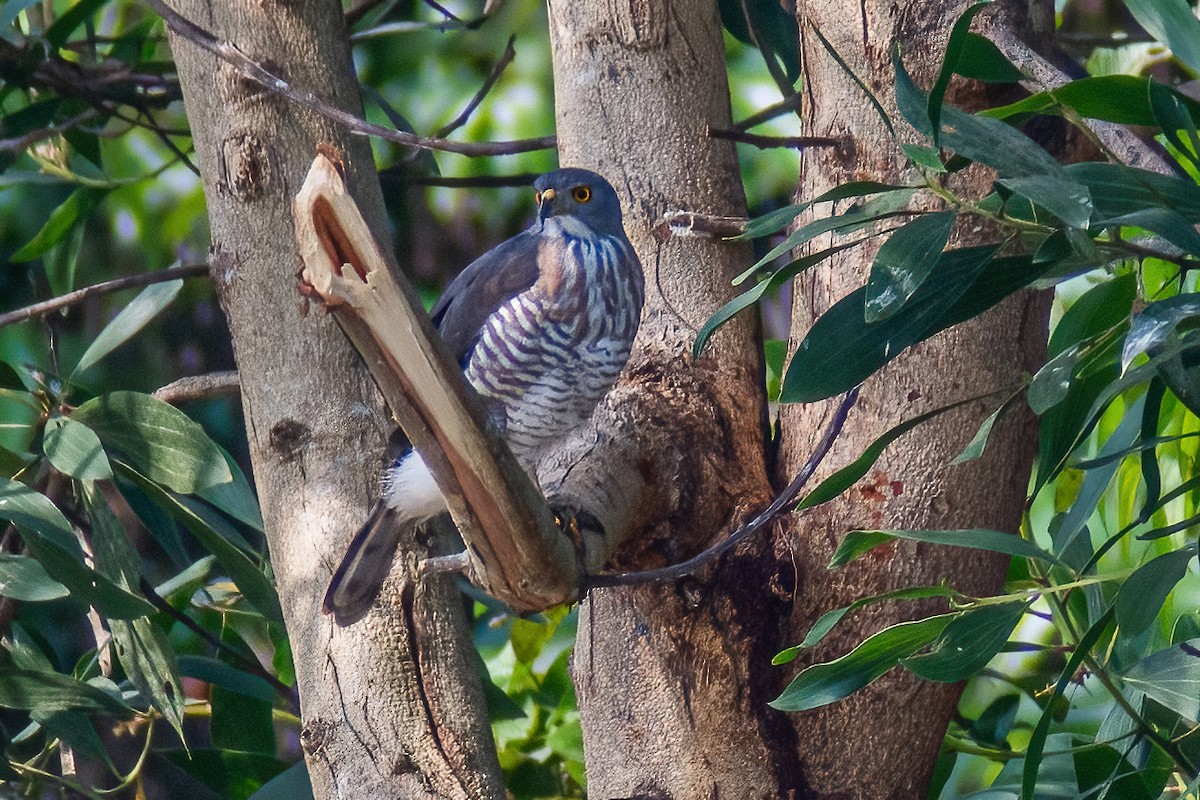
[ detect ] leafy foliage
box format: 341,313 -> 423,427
690,3 -> 1200,797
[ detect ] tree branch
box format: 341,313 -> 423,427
293,150 -> 577,613
153,372 -> 240,404
145,0 -> 555,158
0,264 -> 209,330
587,386 -> 859,588
709,127 -> 840,150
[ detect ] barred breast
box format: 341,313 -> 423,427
463,222 -> 644,465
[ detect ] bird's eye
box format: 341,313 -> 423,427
534,191 -> 542,203
572,186 -> 592,203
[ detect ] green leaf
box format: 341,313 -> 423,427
955,32 -> 1024,84
864,211 -> 955,322
1027,345 -> 1081,415
118,464 -> 283,623
1126,0 -> 1200,76
1066,161 -> 1200,223
736,188 -> 917,282
927,2 -> 993,146
799,396 -> 977,511
1123,638 -> 1200,723
163,749 -> 292,800
902,601 -> 1027,682
0,554 -> 69,602
73,279 -> 183,375
44,0 -> 108,48
984,76 -> 1200,128
0,477 -> 155,618
771,615 -> 954,711
43,416 -> 112,481
247,761 -> 314,800
783,246 -> 998,402
901,143 -> 946,173
1100,207 -> 1200,255
109,617 -> 186,740
85,484 -> 186,740
1022,609 -> 1113,800
775,585 -> 960,663
0,669 -> 133,716
72,392 -> 232,494
177,656 -> 276,703
197,447 -> 264,532
1115,548 -> 1196,638
213,681 -> 276,755
733,181 -> 914,245
1150,80 -> 1200,170
32,708 -> 117,770
831,529 -> 1063,569
9,188 -> 105,263
951,396 -> 1014,464
1123,295 -> 1200,372
695,241 -> 861,358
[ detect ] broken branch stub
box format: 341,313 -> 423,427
292,150 -> 578,613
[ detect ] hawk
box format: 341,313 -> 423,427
324,168 -> 645,625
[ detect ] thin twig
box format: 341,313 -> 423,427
0,264 -> 209,330
380,170 -> 540,189
153,372 -> 241,404
0,109 -> 98,153
432,35 -> 517,139
587,387 -> 860,588
735,93 -> 803,131
138,577 -> 297,706
709,127 -> 840,150
147,0 -> 554,157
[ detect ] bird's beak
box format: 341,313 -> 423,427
538,188 -> 556,222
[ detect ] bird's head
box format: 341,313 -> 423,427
535,168 -> 626,237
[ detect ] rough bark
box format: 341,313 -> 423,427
165,2 -> 504,797
779,2 -> 1052,797
545,0 -> 786,796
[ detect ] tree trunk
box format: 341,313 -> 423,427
779,2 -> 1052,797
164,1 -> 504,797
545,0 -> 787,795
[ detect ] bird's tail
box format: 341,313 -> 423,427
323,502 -> 406,626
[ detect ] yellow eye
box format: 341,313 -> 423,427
572,186 -> 592,203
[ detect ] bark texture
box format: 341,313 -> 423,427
545,0 -> 785,796
165,2 -> 503,797
780,2 -> 1052,797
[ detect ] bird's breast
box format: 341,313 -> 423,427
463,229 -> 643,462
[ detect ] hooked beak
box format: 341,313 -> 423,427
537,187 -> 556,222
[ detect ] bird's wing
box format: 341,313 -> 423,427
430,230 -> 541,365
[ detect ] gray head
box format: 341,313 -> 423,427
534,168 -> 626,237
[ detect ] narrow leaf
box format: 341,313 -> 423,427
928,2 -> 993,145
72,392 -> 232,494
74,279 -> 183,374
831,529 -> 1063,569
902,601 -> 1027,682
9,188 -> 105,263
775,585 -> 960,663
771,615 -> 954,711
1123,638 -> 1200,722
119,464 -> 283,623
1126,0 -> 1200,76
0,554 -> 69,602
864,211 -> 955,322
1115,548 -> 1195,637
0,669 -> 133,716
1022,609 -> 1114,800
